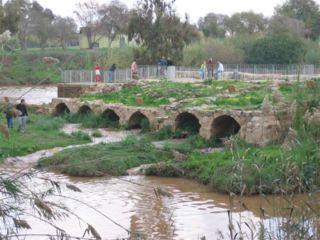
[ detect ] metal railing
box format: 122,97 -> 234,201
61,64 -> 320,83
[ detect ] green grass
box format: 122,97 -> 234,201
0,114 -> 91,161
37,136 -> 174,177
81,80 -> 268,108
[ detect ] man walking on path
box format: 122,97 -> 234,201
16,99 -> 28,133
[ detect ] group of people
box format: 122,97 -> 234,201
199,58 -> 224,80
2,97 -> 28,133
94,63 -> 117,83
95,61 -> 140,83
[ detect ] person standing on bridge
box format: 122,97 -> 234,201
95,63 -> 101,83
108,63 -> 116,83
131,61 -> 138,80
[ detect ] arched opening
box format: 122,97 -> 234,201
78,105 -> 93,115
102,109 -> 120,128
211,115 -> 240,139
175,112 -> 201,136
128,112 -> 150,131
55,103 -> 70,116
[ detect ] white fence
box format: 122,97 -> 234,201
61,64 -> 320,83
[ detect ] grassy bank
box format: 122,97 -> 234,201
37,136 -> 174,177
0,114 -> 91,162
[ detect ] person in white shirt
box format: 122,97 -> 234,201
215,61 -> 224,80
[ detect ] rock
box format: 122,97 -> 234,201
261,96 -> 272,114
173,151 -> 187,161
168,98 -> 176,103
228,85 -> 236,93
244,115 -> 281,146
126,164 -> 156,176
43,56 -> 60,64
282,128 -> 298,151
304,108 -> 320,128
272,90 -> 285,104
305,80 -> 316,89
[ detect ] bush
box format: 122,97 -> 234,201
244,34 -> 306,64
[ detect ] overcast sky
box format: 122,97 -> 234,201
4,0 -> 294,23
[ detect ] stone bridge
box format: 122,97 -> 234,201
51,98 -> 291,146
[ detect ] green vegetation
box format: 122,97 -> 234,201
0,114 -> 91,162
81,80 -> 270,109
62,112 -> 120,129
37,136 -> 174,177
0,47 -> 134,85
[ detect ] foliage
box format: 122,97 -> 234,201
244,34 -> 306,64
128,0 -> 198,63
198,13 -> 228,38
275,0 -> 320,40
183,38 -> 243,65
62,112 -> 120,129
0,171 -> 102,239
225,11 -> 267,36
98,0 -> 129,48
37,136 -> 174,177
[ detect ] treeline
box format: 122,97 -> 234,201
0,0 -> 320,65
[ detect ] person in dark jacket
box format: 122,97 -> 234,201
108,64 -> 116,83
16,99 -> 28,133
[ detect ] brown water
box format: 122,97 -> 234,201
6,172 -> 271,240
0,86 -> 57,105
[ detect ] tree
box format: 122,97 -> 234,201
52,16 -> 77,49
98,0 -> 129,48
268,15 -> 306,38
74,0 -> 102,49
128,0 -> 198,63
0,0 -> 4,33
226,11 -> 267,36
28,1 -> 55,49
2,0 -> 29,34
275,0 -> 320,40
198,13 -> 228,38
244,34 -> 306,64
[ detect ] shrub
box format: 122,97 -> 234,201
244,34 -> 306,64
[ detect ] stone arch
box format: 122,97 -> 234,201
128,111 -> 150,130
55,103 -> 70,115
78,105 -> 93,115
102,109 -> 120,128
175,112 -> 201,135
211,115 -> 241,139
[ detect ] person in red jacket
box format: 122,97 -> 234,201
95,64 -> 101,83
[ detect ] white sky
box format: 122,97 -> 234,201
3,0 -> 301,23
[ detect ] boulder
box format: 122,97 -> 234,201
244,115 -> 281,146
43,56 -> 60,64
304,108 -> 320,128
282,128 -> 298,151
